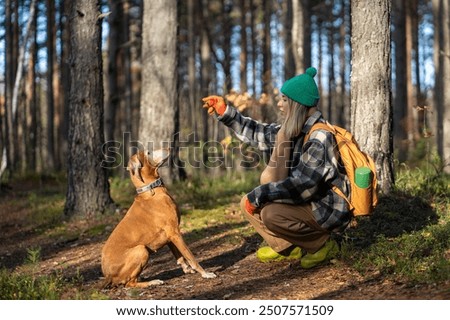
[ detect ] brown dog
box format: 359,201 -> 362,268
101,149 -> 216,288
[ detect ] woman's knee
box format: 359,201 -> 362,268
239,195 -> 248,213
260,206 -> 281,233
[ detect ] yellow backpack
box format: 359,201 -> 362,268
305,122 -> 378,216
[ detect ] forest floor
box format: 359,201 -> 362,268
0,172 -> 449,300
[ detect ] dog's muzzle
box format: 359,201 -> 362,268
136,178 -> 163,195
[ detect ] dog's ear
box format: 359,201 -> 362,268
147,149 -> 170,168
128,158 -> 145,183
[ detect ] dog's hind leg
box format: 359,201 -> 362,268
169,235 -> 216,279
168,242 -> 195,274
123,245 -> 164,288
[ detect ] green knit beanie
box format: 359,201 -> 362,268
280,67 -> 320,107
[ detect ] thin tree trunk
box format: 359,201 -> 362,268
317,16 -> 324,113
292,0 -> 311,74
240,0 -> 248,93
222,0 -> 233,92
105,0 -> 121,162
393,0 -> 408,162
284,0 -> 295,79
122,0 -> 133,168
46,0 -> 56,170
200,4 -> 211,169
59,0 -> 71,165
405,0 -> 416,153
337,0 -> 348,127
433,0 -> 450,172
250,0 -> 257,96
327,15 -> 335,124
3,0 -> 14,176
187,0 -> 198,138
412,0 -> 425,135
25,15 -> 37,172
262,1 -> 272,96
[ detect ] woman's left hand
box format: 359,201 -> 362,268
244,197 -> 258,215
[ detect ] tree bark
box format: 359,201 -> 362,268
3,0 -> 15,175
240,0 -> 248,93
433,0 -> 450,172
337,0 -> 349,127
351,0 -> 395,193
64,0 -> 113,217
187,0 -> 198,138
105,0 -> 122,156
405,0 -> 416,151
292,0 -> 311,74
59,0 -> 71,163
25,6 -> 38,172
284,0 -> 295,79
46,0 -> 56,170
393,0 -> 408,162
262,1 -> 272,96
139,0 -> 178,182
327,12 -> 335,124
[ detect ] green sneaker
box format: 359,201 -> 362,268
256,246 -> 302,263
300,239 -> 339,269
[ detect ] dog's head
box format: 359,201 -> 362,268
127,149 -> 170,187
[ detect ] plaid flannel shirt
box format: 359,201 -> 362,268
218,106 -> 352,233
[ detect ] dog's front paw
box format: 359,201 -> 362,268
201,272 -> 216,279
147,279 -> 164,286
181,265 -> 196,274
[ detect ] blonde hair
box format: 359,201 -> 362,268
282,99 -> 310,139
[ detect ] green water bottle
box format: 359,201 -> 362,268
355,167 -> 372,189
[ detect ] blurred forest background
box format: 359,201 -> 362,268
0,0 -> 449,216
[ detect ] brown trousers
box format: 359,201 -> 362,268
241,129 -> 329,254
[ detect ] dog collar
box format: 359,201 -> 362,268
136,178 -> 163,195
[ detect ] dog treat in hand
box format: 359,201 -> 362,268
202,95 -> 227,116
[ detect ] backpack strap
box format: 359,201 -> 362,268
304,121 -> 355,212
304,122 -> 335,141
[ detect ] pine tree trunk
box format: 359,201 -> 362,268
222,0 -> 233,92
405,0 -> 416,152
240,0 -> 248,92
351,0 -> 394,193
250,0 -> 257,95
4,0 -> 15,175
105,0 -> 122,165
46,0 -> 56,170
327,14 -> 335,124
292,0 -> 311,74
25,10 -> 38,172
200,0 -> 212,169
262,1 -> 272,96
187,0 -> 198,138
64,0 -> 113,217
433,0 -> 450,172
337,0 -> 349,127
59,0 -> 71,164
139,0 -> 178,182
393,0 -> 408,162
284,0 -> 295,80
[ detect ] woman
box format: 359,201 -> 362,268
202,67 -> 351,268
